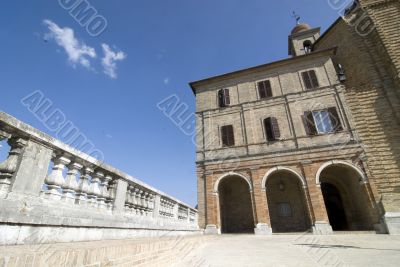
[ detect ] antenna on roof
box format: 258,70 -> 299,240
292,11 -> 301,25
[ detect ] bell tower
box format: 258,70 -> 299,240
288,18 -> 321,57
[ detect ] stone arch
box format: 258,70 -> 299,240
261,166 -> 307,190
316,160 -> 367,186
214,172 -> 253,193
263,166 -> 311,233
317,160 -> 376,231
216,172 -> 255,233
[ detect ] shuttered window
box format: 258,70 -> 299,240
218,89 -> 230,108
258,80 -> 273,99
302,111 -> 318,136
221,125 -> 235,147
328,107 -> 343,132
302,107 -> 343,135
264,117 -> 280,141
302,70 -> 319,90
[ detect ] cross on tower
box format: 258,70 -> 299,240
292,11 -> 301,25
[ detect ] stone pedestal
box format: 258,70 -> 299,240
254,223 -> 272,235
384,212 -> 400,235
205,224 -> 219,235
312,221 -> 333,235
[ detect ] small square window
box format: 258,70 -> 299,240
277,202 -> 292,217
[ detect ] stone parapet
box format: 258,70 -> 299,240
0,112 -> 199,245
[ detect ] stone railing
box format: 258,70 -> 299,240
0,112 -> 199,245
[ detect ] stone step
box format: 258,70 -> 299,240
332,231 -> 376,235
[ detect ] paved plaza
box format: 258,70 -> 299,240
177,234 -> 400,267
2,233 -> 400,266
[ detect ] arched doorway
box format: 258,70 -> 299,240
321,183 -> 348,230
265,169 -> 311,233
218,176 -> 254,233
318,163 -> 376,231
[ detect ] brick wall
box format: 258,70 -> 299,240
315,4 -> 400,212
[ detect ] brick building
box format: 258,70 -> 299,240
190,0 -> 399,235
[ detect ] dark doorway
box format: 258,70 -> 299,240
219,176 -> 254,233
321,182 -> 348,230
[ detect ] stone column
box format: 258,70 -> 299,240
303,164 -> 333,234
302,184 -> 316,227
75,167 -> 92,206
62,162 -> 82,204
205,173 -> 219,234
45,156 -> 71,200
251,168 -> 272,235
113,178 -> 128,215
0,137 -> 27,198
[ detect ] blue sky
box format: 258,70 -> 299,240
0,0 -> 341,206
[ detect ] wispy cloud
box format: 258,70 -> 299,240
43,19 -> 96,69
163,77 -> 170,85
101,44 -> 126,79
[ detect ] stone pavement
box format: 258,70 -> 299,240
175,234 -> 400,267
2,234 -> 400,266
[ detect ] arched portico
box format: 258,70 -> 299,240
316,160 -> 378,231
262,166 -> 307,190
213,171 -> 253,193
316,160 -> 368,186
262,167 -> 312,233
214,172 -> 255,234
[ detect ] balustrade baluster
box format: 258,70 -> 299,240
124,185 -> 131,213
62,162 -> 82,204
75,167 -> 92,206
129,186 -> 135,214
106,177 -> 116,211
0,137 -> 27,198
96,172 -> 107,209
45,156 -> 71,200
87,171 -> 101,207
143,192 -> 149,216
103,175 -> 112,211
134,188 -> 140,215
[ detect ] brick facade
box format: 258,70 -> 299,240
190,5 -> 399,234
314,0 -> 400,218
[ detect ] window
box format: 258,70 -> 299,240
221,125 -> 235,147
302,107 -> 343,135
258,80 -> 273,99
218,89 -> 230,108
303,40 -> 313,54
302,70 -> 319,90
264,117 -> 280,141
277,203 -> 292,217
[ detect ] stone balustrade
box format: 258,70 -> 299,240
0,112 -> 199,245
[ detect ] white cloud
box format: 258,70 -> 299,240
43,19 -> 96,69
163,77 -> 170,85
101,44 -> 126,79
